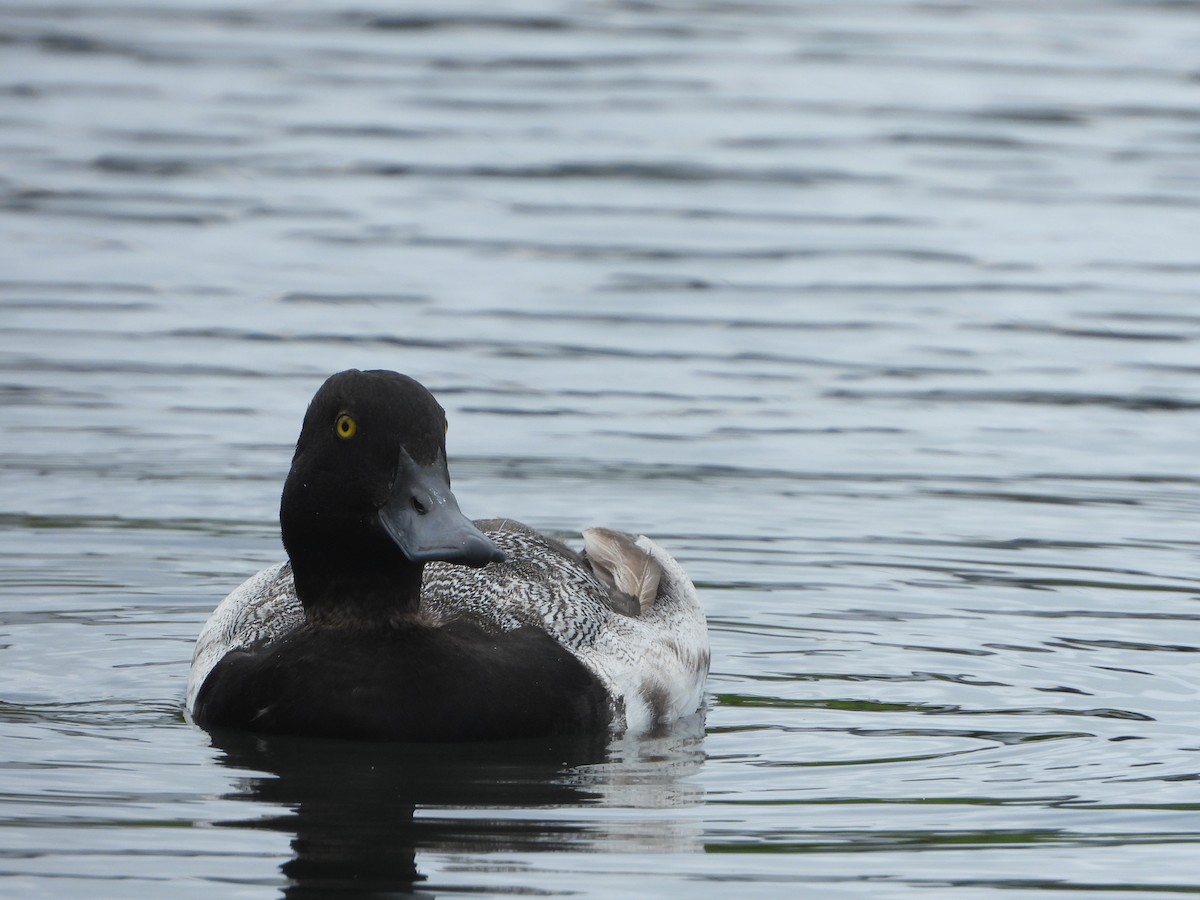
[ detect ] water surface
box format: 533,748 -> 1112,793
2,1 -> 1199,897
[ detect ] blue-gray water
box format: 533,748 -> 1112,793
2,1 -> 1199,897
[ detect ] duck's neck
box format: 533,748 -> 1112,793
291,556 -> 425,630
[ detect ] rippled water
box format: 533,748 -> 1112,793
2,1 -> 1200,897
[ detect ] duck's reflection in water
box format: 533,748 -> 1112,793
210,716 -> 706,897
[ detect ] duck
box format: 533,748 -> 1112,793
185,369 -> 709,741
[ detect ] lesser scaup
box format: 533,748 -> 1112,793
186,369 -> 710,740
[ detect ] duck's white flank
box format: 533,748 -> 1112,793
578,533 -> 709,731
185,562 -> 301,714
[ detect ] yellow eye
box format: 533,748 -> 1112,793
335,414 -> 357,440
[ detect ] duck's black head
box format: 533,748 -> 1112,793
280,369 -> 504,621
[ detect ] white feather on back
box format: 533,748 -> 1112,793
582,527 -> 662,615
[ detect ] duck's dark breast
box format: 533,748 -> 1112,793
191,620 -> 613,741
